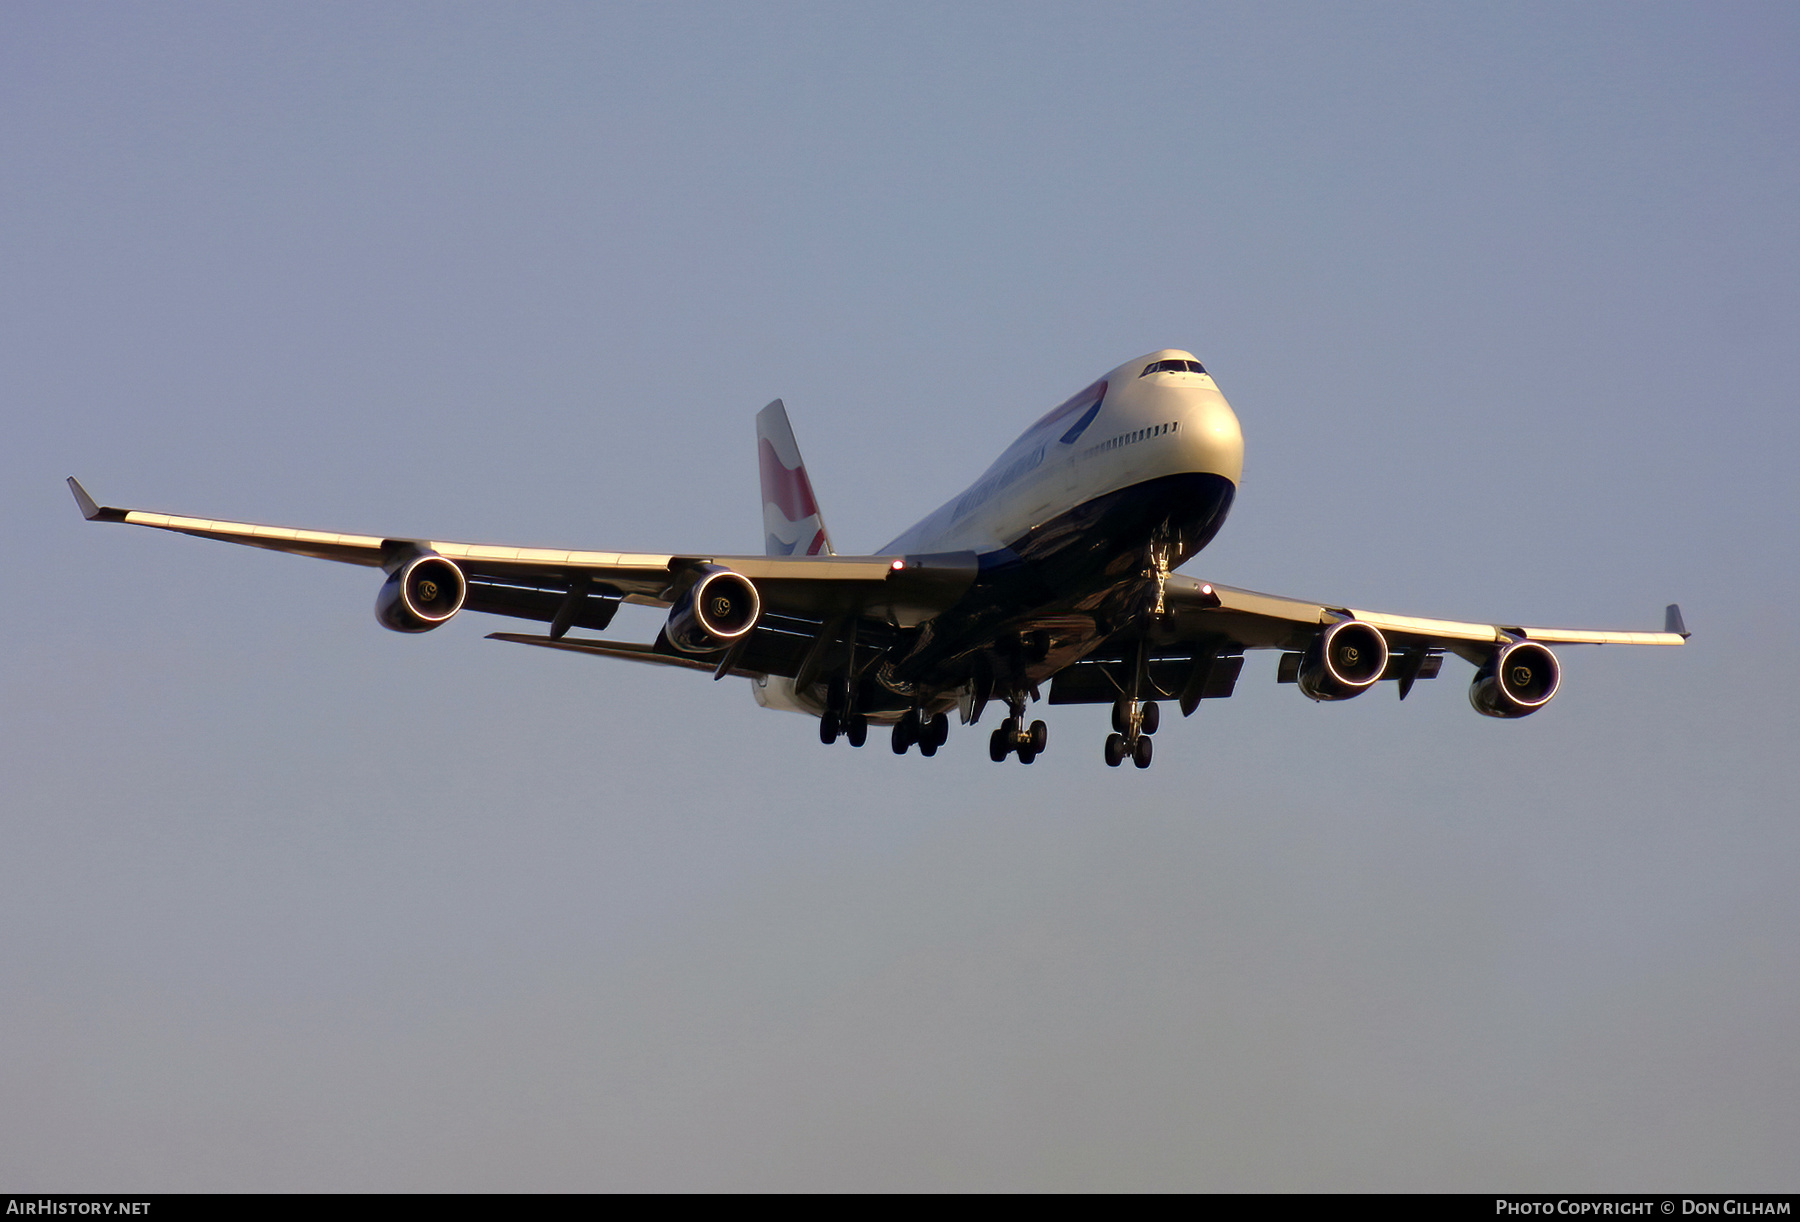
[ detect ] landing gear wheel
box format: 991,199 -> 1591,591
1111,701 -> 1130,735
1029,720 -> 1048,754
893,709 -> 919,754
1104,733 -> 1125,767
989,727 -> 1010,762
999,716 -> 1017,744
1133,734 -> 1154,769
919,735 -> 938,757
928,713 -> 949,748
1017,744 -> 1037,764
1140,701 -> 1160,736
819,710 -> 840,744
846,714 -> 868,748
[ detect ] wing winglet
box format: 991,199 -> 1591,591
1665,603 -> 1689,639
67,477 -> 128,522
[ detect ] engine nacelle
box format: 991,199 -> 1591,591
665,565 -> 761,654
1469,640 -> 1561,718
376,553 -> 467,633
1297,620 -> 1389,701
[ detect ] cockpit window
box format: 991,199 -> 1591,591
1139,359 -> 1206,376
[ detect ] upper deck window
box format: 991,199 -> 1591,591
1139,359 -> 1206,377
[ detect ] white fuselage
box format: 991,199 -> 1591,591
755,350 -> 1245,718
882,350 -> 1245,557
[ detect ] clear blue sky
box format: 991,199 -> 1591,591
3,1 -> 1796,1189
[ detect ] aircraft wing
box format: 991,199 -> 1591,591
1048,573 -> 1686,714
67,478 -> 977,637
1161,575 -> 1688,658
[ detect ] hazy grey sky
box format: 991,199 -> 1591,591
3,2 -> 1796,1190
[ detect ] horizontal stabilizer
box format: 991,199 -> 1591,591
1048,655 -> 1245,705
486,632 -> 763,679
1277,652 -> 1444,684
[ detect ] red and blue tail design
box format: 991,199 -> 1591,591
756,399 -> 834,557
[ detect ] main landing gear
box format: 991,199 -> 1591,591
818,673 -> 870,746
987,693 -> 1048,765
819,708 -> 868,747
1104,698 -> 1158,769
891,707 -> 949,756
989,716 -> 1049,764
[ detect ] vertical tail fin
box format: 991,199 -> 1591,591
756,399 -> 834,556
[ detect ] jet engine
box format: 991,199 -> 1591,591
1297,620 -> 1389,701
1469,640 -> 1561,718
376,552 -> 467,633
665,565 -> 761,654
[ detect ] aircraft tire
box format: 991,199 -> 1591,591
1029,720 -> 1048,753
892,722 -> 910,754
846,715 -> 867,748
1104,733 -> 1125,767
1133,735 -> 1153,769
1141,701 -> 1160,736
819,710 -> 839,744
1111,701 -> 1129,735
919,736 -> 938,758
1017,744 -> 1036,764
989,728 -> 1010,762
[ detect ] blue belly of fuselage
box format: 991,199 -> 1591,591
889,470 -> 1236,688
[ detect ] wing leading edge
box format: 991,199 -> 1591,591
1047,575 -> 1685,718
65,478 -> 976,631
1161,575 -> 1687,657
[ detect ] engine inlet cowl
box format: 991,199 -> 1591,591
666,566 -> 761,654
376,553 -> 467,633
1297,620 -> 1389,701
1470,640 -> 1561,718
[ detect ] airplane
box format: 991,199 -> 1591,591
67,348 -> 1687,769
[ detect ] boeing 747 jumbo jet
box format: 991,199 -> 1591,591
69,349 -> 1686,769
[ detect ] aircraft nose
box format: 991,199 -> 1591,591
1180,388 -> 1244,485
